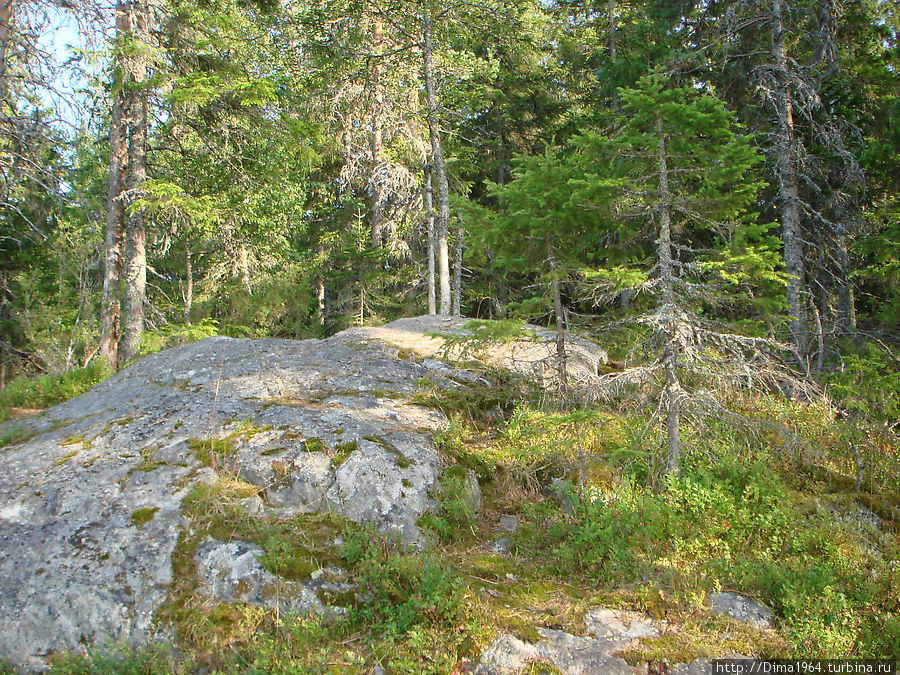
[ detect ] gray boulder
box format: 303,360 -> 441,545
708,592 -> 775,629
194,538 -> 350,619
469,607 -> 658,675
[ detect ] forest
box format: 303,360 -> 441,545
0,0 -> 896,385
1,0 -> 900,670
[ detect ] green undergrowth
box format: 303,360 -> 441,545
0,423 -> 36,449
16,341 -> 900,671
137,319 -> 220,358
418,364 -> 900,660
144,476 -> 482,673
0,360 -> 110,421
44,643 -> 175,674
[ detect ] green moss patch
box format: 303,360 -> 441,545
131,507 -> 160,529
53,450 -> 79,466
186,437 -> 236,466
332,439 -> 358,467
61,434 -> 91,450
301,437 -> 325,453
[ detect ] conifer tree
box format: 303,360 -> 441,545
470,143 -> 601,400
572,73 -> 785,475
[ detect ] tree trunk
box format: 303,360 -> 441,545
120,0 -> 149,365
771,0 -> 808,357
810,293 -> 825,379
0,0 -> 13,106
99,0 -> 129,368
452,213 -> 464,317
316,242 -> 326,327
608,0 -> 618,111
0,269 -> 8,389
836,233 -> 856,332
422,14 -> 451,316
183,239 -> 192,326
425,164 -> 436,315
369,15 -> 386,248
657,117 -> 681,477
548,243 -> 568,401
238,243 -> 251,293
0,0 -> 10,211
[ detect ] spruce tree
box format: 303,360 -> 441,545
572,73 -> 784,475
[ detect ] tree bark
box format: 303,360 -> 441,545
316,242 -> 326,327
120,0 -> 149,365
548,243 -> 568,401
452,213 -> 464,317
183,239 -> 192,326
99,0 -> 129,368
0,0 -> 12,105
0,269 -> 8,389
771,0 -> 808,357
657,117 -> 681,477
369,15 -> 386,248
608,0 -> 618,111
422,14 -> 451,316
425,164 -> 436,315
810,292 -> 825,379
836,233 -> 856,332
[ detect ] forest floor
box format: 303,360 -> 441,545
0,318 -> 898,673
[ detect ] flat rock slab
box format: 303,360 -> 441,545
585,607 -> 660,645
468,607 -> 657,674
355,316 -> 609,396
0,316 -> 609,671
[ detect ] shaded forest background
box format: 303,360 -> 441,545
0,0 -> 898,426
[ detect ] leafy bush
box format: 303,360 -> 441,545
825,342 -> 900,422
340,525 -> 466,635
0,360 -> 109,418
137,318 -> 220,357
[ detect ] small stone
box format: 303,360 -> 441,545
708,592 -> 774,629
459,468 -> 482,514
239,496 -> 264,516
497,515 -> 518,533
584,606 -> 659,645
467,633 -> 540,674
489,537 -> 511,555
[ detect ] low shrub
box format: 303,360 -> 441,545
0,360 -> 109,418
